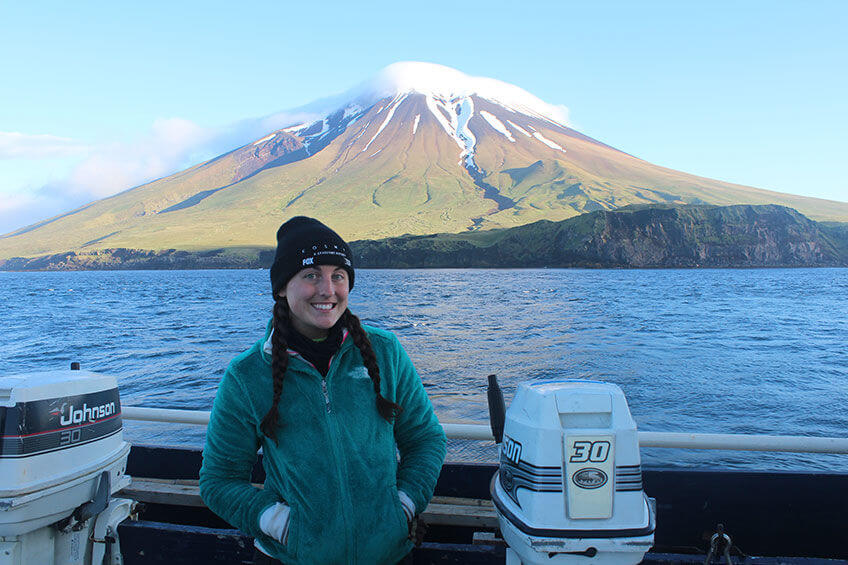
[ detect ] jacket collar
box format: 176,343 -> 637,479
261,319 -> 350,363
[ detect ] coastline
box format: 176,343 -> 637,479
3,205 -> 846,271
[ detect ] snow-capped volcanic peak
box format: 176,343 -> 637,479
257,62 -> 569,173
355,62 -> 570,127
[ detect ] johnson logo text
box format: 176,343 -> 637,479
59,402 -> 116,426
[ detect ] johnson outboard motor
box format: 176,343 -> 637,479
0,368 -> 136,564
489,377 -> 655,565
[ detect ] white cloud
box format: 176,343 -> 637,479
0,188 -> 79,236
0,118 -> 219,234
62,117 -> 215,198
553,104 -> 571,127
0,111 -> 320,235
0,191 -> 39,214
0,132 -> 89,159
59,112 -> 324,200
359,62 -> 572,127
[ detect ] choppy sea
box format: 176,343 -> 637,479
1,268 -> 846,471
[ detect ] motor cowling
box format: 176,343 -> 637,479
491,380 -> 655,565
0,369 -> 135,564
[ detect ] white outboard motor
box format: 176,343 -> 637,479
489,378 -> 655,565
0,368 -> 135,564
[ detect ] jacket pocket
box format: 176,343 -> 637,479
280,503 -> 299,560
389,487 -> 410,538
354,486 -> 411,563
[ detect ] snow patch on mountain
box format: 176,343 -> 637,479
424,95 -> 481,168
343,105 -> 363,118
302,118 -> 330,154
363,94 -> 406,152
413,114 -> 420,134
281,105 -> 367,156
283,123 -> 308,133
455,98 -> 477,168
532,131 -> 565,153
480,111 -> 514,142
424,96 -> 463,150
352,121 -> 371,142
506,120 -> 531,138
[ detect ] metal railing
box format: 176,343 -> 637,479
121,406 -> 848,454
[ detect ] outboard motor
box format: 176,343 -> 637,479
489,378 -> 655,565
0,368 -> 136,564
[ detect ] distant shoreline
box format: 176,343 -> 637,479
3,265 -> 844,274
2,205 -> 846,271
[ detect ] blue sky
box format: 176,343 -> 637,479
1,1 -> 846,234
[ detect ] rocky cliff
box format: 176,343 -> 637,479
351,205 -> 847,268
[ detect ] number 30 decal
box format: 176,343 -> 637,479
569,440 -> 610,463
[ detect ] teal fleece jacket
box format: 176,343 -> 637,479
199,322 -> 447,564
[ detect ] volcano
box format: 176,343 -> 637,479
2,62 -> 845,259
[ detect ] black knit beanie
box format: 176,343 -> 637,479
270,216 -> 355,294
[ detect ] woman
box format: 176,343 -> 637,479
199,216 -> 447,565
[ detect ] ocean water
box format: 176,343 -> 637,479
1,268 -> 846,472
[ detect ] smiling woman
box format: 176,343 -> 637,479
198,216 -> 446,565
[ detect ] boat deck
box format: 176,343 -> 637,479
117,445 -> 848,564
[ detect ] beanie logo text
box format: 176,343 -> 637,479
301,249 -> 351,266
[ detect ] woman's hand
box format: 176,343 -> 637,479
397,490 -> 415,523
398,490 -> 425,545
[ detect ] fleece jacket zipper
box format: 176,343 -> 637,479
286,342 -> 356,560
321,379 -> 331,413
322,356 -> 355,562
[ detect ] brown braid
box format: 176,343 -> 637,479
260,295 -> 290,442
344,309 -> 403,421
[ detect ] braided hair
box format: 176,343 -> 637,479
260,297 -> 403,442
342,308 -> 403,423
260,294 -> 292,442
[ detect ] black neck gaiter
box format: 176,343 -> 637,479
283,320 -> 344,377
